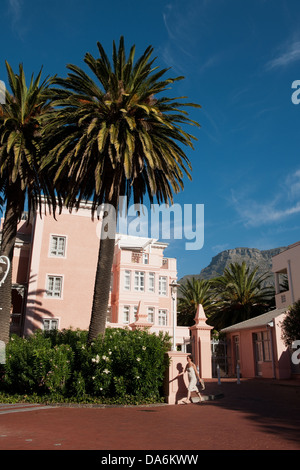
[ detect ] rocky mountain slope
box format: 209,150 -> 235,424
179,246 -> 286,288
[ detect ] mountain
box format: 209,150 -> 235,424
179,246 -> 287,288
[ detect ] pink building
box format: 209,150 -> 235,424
222,241 -> 300,380
272,241 -> 300,309
3,205 -> 191,351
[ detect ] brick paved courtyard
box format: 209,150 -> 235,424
0,379 -> 299,451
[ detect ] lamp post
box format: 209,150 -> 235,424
169,280 -> 180,351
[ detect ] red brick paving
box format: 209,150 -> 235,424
0,379 -> 299,451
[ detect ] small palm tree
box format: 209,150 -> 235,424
44,37 -> 201,342
208,262 -> 274,330
177,278 -> 219,326
0,62 -> 56,343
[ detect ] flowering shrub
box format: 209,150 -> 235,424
0,331 -> 74,395
0,328 -> 171,403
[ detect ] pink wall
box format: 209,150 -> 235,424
226,313 -> 292,379
272,241 -> 300,308
24,208 -> 99,334
18,207 -> 191,349
165,351 -> 190,404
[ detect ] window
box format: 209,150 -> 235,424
46,276 -> 63,298
134,305 -> 138,321
50,235 -> 66,257
253,331 -> 271,362
159,276 -> 167,296
124,270 -> 131,290
158,309 -> 167,326
123,306 -> 130,324
134,271 -> 144,291
143,253 -> 149,264
147,307 -> 154,323
148,272 -> 155,292
43,319 -> 59,331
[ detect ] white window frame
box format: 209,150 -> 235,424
45,275 -> 63,298
159,276 -> 167,296
123,306 -> 130,324
147,307 -> 154,323
43,318 -> 59,331
134,271 -> 145,292
158,309 -> 168,326
143,253 -> 149,264
124,270 -> 131,291
49,235 -> 66,258
134,305 -> 138,321
148,272 -> 155,292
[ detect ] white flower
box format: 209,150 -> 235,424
102,355 -> 108,361
92,354 -> 100,363
142,346 -> 146,350
103,369 -> 110,374
136,357 -> 141,362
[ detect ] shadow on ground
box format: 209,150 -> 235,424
203,378 -> 300,448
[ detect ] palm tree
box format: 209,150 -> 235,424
0,62 -> 57,344
207,262 -> 274,330
43,37 -> 201,342
177,278 -> 219,326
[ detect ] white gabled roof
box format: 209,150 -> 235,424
221,307 -> 288,333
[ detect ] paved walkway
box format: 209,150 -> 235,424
0,378 -> 299,451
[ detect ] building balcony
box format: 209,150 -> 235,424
275,290 -> 292,309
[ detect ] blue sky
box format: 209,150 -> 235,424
1,0 -> 300,279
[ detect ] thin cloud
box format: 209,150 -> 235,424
161,0 -> 219,74
8,0 -> 22,23
266,40 -> 300,70
230,169 -> 300,227
286,169 -> 300,200
7,0 -> 28,38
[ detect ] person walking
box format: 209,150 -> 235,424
181,355 -> 205,404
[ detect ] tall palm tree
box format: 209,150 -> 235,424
207,262 -> 274,330
44,37 -> 201,342
0,62 -> 57,344
177,278 -> 219,326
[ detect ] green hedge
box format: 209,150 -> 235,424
0,328 -> 171,404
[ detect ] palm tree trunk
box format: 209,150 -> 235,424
87,195 -> 118,343
0,183 -> 24,344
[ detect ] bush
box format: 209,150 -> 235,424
281,299 -> 300,347
0,328 -> 171,404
